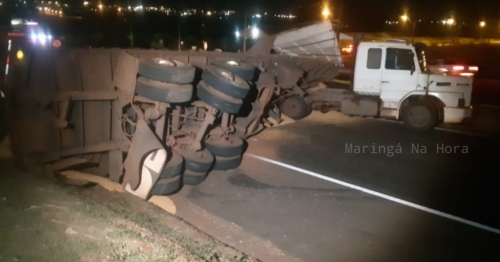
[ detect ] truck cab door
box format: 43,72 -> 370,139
352,47 -> 383,95
380,48 -> 419,106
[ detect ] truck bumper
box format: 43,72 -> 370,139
443,107 -> 472,123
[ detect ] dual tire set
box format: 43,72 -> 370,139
135,58 -> 196,196
134,57 -> 256,196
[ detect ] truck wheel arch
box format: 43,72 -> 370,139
398,95 -> 445,124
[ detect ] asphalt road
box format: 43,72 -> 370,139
169,112 -> 500,262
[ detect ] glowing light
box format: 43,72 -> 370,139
401,15 -> 409,22
38,33 -> 47,45
251,27 -> 259,39
11,19 -> 22,25
16,50 -> 24,60
206,11 -> 212,16
321,5 -> 331,19
235,30 -> 240,38
98,4 -> 103,10
480,21 -> 486,28
83,1 -> 89,6
446,18 -> 455,25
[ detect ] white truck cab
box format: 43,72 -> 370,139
352,40 -> 472,130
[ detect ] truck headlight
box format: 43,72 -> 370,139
38,33 -> 47,45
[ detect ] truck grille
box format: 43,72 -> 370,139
458,98 -> 465,108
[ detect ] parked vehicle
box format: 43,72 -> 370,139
427,58 -> 478,77
307,40 -> 472,131
0,22 -> 473,199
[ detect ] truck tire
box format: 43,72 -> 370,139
211,59 -> 256,81
150,176 -> 182,196
213,155 -> 243,171
201,66 -> 250,99
403,101 -> 438,132
280,95 -> 312,120
182,170 -> 207,186
173,144 -> 214,173
205,135 -> 244,157
159,150 -> 184,179
136,77 -> 193,103
197,81 -> 243,114
138,58 -> 195,84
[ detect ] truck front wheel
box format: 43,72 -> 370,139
403,101 -> 438,132
279,95 -> 312,120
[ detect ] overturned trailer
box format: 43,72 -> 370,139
1,22 -> 342,198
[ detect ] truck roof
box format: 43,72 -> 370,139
359,41 -> 413,48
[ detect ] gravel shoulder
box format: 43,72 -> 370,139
0,159 -> 259,262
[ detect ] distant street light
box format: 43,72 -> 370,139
251,27 -> 259,39
443,18 -> 461,45
400,14 -> 416,43
479,21 -> 486,41
235,30 -> 240,38
321,5 -> 331,20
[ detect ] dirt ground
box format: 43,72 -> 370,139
0,159 -> 260,262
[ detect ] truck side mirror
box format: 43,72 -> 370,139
410,64 -> 416,75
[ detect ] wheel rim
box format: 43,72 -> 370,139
408,106 -> 431,127
220,71 -> 236,81
153,58 -> 176,67
226,60 -> 240,67
207,66 -> 248,88
283,98 -> 301,117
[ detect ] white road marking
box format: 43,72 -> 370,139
247,153 -> 500,235
434,126 -> 499,139
374,118 -> 498,139
479,104 -> 500,108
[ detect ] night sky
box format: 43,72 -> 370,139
135,0 -> 500,30
2,0 -> 500,32
148,0 -> 500,19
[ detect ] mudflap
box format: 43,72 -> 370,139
123,119 -> 168,200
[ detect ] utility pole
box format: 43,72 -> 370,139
130,25 -> 134,47
178,17 -> 181,51
336,0 -> 343,40
243,11 -> 247,53
456,23 -> 462,45
411,20 -> 416,44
